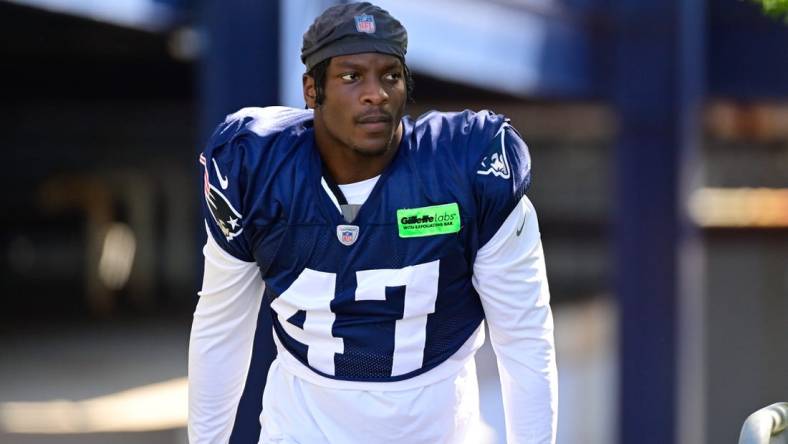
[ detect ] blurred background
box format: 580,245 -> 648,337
1,0 -> 787,443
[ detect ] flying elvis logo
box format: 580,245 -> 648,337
476,125 -> 511,179
200,153 -> 243,241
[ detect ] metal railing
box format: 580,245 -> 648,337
739,402 -> 788,444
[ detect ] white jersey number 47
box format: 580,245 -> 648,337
270,260 -> 440,377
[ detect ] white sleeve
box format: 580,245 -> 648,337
188,228 -> 264,444
472,195 -> 558,444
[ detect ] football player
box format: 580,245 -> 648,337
189,2 -> 557,443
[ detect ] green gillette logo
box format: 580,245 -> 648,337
397,203 -> 461,238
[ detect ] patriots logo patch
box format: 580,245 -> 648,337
476,125 -> 512,179
200,153 -> 243,241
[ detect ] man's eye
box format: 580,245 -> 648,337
340,73 -> 358,81
384,72 -> 402,82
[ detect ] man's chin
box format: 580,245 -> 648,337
351,143 -> 390,157
351,136 -> 393,157
350,121 -> 402,157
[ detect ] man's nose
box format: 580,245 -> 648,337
360,78 -> 389,105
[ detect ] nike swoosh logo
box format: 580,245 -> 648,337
212,158 -> 229,190
515,216 -> 526,236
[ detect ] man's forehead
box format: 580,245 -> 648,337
330,53 -> 402,69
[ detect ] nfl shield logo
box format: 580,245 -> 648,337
354,14 -> 376,33
337,225 -> 360,246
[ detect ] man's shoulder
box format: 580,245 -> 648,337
200,106 -> 314,211
405,111 -> 532,247
210,106 -> 314,148
202,106 -> 314,179
406,109 -> 511,167
411,109 -> 506,134
410,109 -> 508,149
199,107 -> 314,258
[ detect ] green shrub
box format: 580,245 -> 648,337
752,0 -> 788,21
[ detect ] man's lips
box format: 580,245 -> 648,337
356,113 -> 392,132
356,113 -> 392,124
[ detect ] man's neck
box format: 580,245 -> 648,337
316,122 -> 403,185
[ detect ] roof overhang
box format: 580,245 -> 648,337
374,0 -> 601,98
2,0 -> 185,32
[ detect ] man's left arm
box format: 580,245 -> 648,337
473,195 -> 557,444
470,121 -> 557,443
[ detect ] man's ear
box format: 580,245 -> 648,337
303,74 -> 316,109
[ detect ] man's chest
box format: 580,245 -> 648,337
256,188 -> 473,297
248,172 -> 483,379
237,147 -> 487,381
248,161 -> 475,286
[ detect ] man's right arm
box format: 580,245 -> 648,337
190,124 -> 261,444
189,107 -> 311,442
188,229 -> 264,443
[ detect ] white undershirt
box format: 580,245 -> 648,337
337,175 -> 379,205
189,182 -> 557,444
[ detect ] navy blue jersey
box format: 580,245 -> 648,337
199,106 -> 531,382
